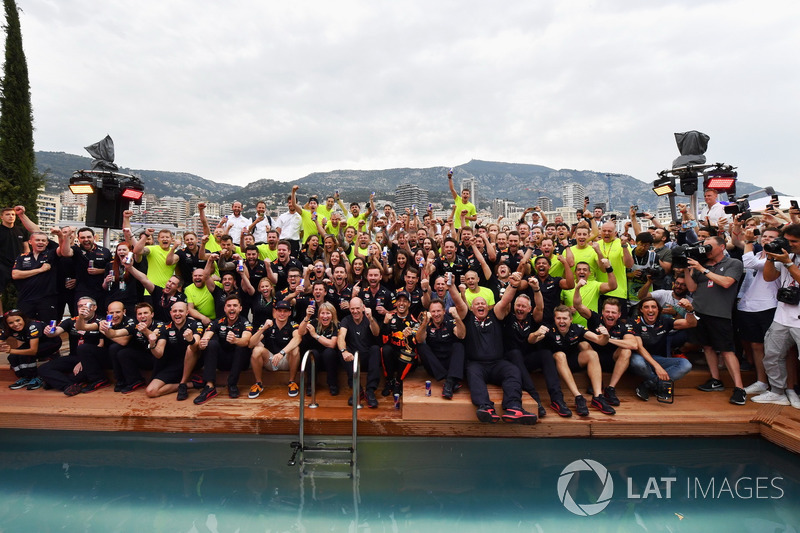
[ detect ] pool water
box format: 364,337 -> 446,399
0,430 -> 798,532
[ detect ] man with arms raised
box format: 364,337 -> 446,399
453,272 -> 538,424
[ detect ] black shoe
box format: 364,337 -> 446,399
442,380 -> 454,400
575,395 -> 589,417
537,403 -> 547,419
551,399 -> 573,418
476,404 -> 500,423
25,377 -> 44,391
348,388 -> 363,406
394,380 -> 403,396
453,381 -> 463,393
190,373 -> 205,389
591,395 -> 616,415
365,389 -> 378,408
121,380 -> 145,394
329,385 -> 339,396
603,386 -> 620,406
730,387 -> 746,405
635,382 -> 650,401
194,385 -> 218,405
381,378 -> 394,397
114,382 -> 125,392
177,383 -> 189,401
64,382 -> 86,397
698,378 -> 725,392
228,384 -> 240,399
9,378 -> 30,390
80,378 -> 110,393
502,407 -> 538,425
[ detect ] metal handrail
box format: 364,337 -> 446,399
351,351 -> 360,462
299,350 -> 317,450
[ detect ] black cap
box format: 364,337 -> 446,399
275,300 -> 292,310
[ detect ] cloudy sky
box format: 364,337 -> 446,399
19,0 -> 800,194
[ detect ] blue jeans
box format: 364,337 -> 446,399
629,353 -> 692,389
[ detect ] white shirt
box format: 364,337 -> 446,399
738,251 -> 779,312
251,216 -> 272,243
225,213 -> 251,244
275,211 -> 302,241
650,289 -> 693,317
698,202 -> 726,227
773,254 -> 800,328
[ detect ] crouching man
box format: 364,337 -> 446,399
544,305 -> 614,416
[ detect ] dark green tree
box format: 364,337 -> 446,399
0,0 -> 41,220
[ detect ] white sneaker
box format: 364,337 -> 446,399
751,391 -> 790,405
744,381 -> 769,395
785,389 -> 800,409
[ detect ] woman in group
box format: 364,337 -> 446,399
1,309 -> 63,391
248,277 -> 275,328
301,302 -> 341,395
103,241 -> 140,313
326,249 -> 349,279
349,257 -> 367,287
299,234 -> 324,267
388,249 -> 412,290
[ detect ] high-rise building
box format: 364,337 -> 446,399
395,183 -> 428,212
537,196 -> 554,212
36,190 -> 60,228
491,198 -> 519,219
461,177 -> 477,209
562,182 -> 585,210
60,203 -> 86,224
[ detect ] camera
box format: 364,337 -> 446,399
642,265 -> 665,278
777,286 -> 800,305
636,212 -> 647,218
656,379 -> 674,404
764,237 -> 791,255
724,196 -> 751,221
672,243 -> 712,268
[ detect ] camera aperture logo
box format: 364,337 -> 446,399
557,459 -> 614,516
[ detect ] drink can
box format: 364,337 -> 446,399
419,259 -> 425,268
237,259 -> 244,272
425,380 -> 431,396
393,393 -> 400,409
88,260 -> 94,269
309,299 -> 315,308
106,314 -> 113,323
446,272 -> 453,286
124,252 -> 133,264
49,320 -> 57,329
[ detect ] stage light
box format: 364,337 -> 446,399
121,188 -> 144,201
69,183 -> 95,194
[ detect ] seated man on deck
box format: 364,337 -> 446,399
453,272 -> 538,425
247,299 -> 304,399
194,295 -> 253,404
155,302 -> 205,400
543,305 -> 615,416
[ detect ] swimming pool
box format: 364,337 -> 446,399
0,430 -> 797,532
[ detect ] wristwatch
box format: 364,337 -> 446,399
702,269 -> 710,275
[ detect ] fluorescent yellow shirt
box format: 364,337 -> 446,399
561,280 -> 601,327
453,197 -> 476,230
595,238 -> 627,299
465,286 -> 496,308
569,245 -> 600,281
184,283 -> 216,320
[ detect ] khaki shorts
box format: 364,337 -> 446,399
265,352 -> 290,372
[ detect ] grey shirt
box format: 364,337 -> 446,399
690,255 -> 743,319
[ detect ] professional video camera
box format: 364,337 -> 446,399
723,196 -> 751,222
764,237 -> 791,255
642,265 -> 665,279
672,243 -> 712,268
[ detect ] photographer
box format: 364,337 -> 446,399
754,224 -> 800,408
684,236 -> 746,405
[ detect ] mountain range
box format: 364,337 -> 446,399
35,151 -> 767,212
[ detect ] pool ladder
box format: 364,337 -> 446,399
289,350 -> 360,479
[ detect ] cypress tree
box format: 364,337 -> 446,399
0,0 -> 41,220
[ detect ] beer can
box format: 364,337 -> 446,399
425,380 -> 432,396
124,252 -> 133,264
393,393 -> 400,409
106,314 -> 113,323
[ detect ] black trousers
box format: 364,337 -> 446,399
417,342 -> 465,382
111,343 -> 154,386
506,347 -> 564,403
465,359 -> 522,410
78,344 -> 111,383
38,354 -> 83,391
202,338 -> 251,387
7,340 -> 62,379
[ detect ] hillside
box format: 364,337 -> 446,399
36,152 -> 768,212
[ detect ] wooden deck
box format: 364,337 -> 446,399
1,359 -> 799,454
